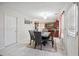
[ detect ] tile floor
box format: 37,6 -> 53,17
0,42 -> 63,56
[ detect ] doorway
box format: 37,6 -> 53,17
5,15 -> 17,46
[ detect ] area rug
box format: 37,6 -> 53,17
25,41 -> 56,52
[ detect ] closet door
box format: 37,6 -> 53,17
64,3 -> 78,56
5,15 -> 16,46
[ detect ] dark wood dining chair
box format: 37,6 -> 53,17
34,31 -> 44,50
29,30 -> 35,45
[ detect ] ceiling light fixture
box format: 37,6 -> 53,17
39,11 -> 55,19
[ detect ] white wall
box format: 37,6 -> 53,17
17,19 -> 34,43
4,8 -> 26,44
0,5 -> 34,47
5,8 -> 34,44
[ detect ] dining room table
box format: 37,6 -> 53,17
41,32 -> 50,37
41,31 -> 51,46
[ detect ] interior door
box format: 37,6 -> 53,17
64,3 -> 78,56
5,15 -> 16,46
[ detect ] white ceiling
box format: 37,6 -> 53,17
0,2 -> 72,21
